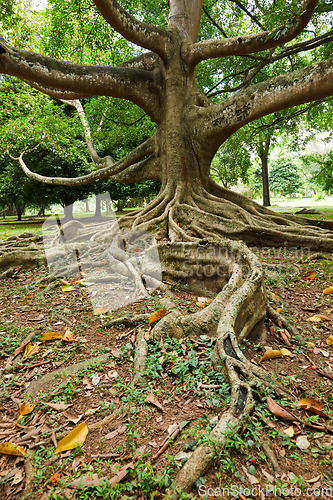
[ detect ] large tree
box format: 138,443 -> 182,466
1,0 -> 333,496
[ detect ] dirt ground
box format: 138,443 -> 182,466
0,240 -> 333,499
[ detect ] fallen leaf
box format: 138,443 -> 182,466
82,377 -> 94,390
14,339 -> 32,357
93,307 -> 108,315
296,435 -> 310,450
11,469 -> 23,485
60,279 -> 71,286
62,286 -> 77,292
38,332 -> 63,342
44,402 -> 73,411
146,393 -> 164,411
23,343 -> 40,358
55,422 -> 88,453
109,462 -> 134,489
283,426 -> 295,437
241,465 -> 259,485
308,315 -> 331,322
0,443 -> 25,456
296,398 -> 328,418
267,397 -> 300,423
149,309 -> 169,325
303,270 -> 316,279
307,475 -> 321,484
195,302 -> 206,308
104,425 -> 127,440
62,411 -> 83,424
62,329 -> 73,342
91,374 -> 100,386
107,370 -> 119,380
326,335 -> 333,346
196,296 -> 214,304
174,451 -> 193,462
259,348 -> 292,362
68,473 -> 108,489
261,469 -> 275,483
323,287 -> 333,295
18,401 -> 34,421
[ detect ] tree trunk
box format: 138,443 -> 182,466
63,204 -> 73,220
37,205 -> 45,217
94,194 -> 102,217
85,200 -> 91,212
259,136 -> 271,207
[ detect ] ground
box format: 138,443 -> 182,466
0,208 -> 333,500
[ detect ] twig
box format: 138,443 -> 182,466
153,423 -> 183,460
51,428 -> 58,448
260,437 -> 282,476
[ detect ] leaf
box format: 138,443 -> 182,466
55,422 -> 88,453
0,443 -> 25,457
296,435 -> 310,450
195,302 -> 206,308
18,401 -> 34,418
283,426 -> 294,437
267,396 -> 300,423
104,425 -> 127,440
303,270 -> 316,279
323,287 -> 333,295
296,398 -> 328,418
259,348 -> 292,362
60,279 -> 71,286
62,411 -> 83,424
196,297 -> 214,304
62,286 -> 77,292
51,472 -> 61,485
93,307 -> 108,315
149,309 -> 169,325
326,335 -> 333,346
44,402 -> 73,411
24,343 -> 40,358
109,462 -> 134,489
38,331 -> 63,342
307,314 -> 331,322
62,329 -> 73,342
14,339 -> 32,357
146,392 -> 164,411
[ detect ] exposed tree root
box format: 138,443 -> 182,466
2,189 -> 333,497
22,449 -> 35,499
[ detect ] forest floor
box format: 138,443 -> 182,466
0,210 -> 333,500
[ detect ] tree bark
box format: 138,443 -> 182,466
260,136 -> 271,207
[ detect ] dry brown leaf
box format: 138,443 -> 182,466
308,314 -> 331,322
63,411 -> 83,424
44,402 -> 73,411
146,393 -> 163,411
0,443 -> 25,457
62,329 -> 73,342
109,462 -> 134,489
149,309 -> 169,325
14,339 -> 32,357
323,287 -> 333,295
303,270 -> 316,279
259,348 -> 292,362
267,396 -> 300,423
104,425 -> 127,440
241,465 -> 259,485
55,422 -> 88,453
296,398 -> 328,418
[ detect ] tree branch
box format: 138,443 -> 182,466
60,99 -> 115,168
202,6 -> 228,38
92,0 -> 171,59
12,136 -> 156,186
187,0 -> 319,67
229,0 -> 265,30
194,57 -> 333,152
112,155 -> 160,183
0,40 -> 162,121
117,52 -> 158,71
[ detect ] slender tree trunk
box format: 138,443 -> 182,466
85,200 -> 91,212
260,136 -> 271,207
94,194 -> 102,217
63,204 -> 73,220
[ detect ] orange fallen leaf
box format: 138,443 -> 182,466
0,443 -> 25,457
323,287 -> 333,295
259,348 -> 292,362
195,302 -> 206,307
93,306 -> 108,315
303,270 -> 316,279
55,422 -> 88,453
60,279 -> 71,286
326,335 -> 333,346
62,329 -> 73,342
38,331 -> 63,342
296,398 -> 328,418
307,314 -> 331,322
149,309 -> 169,325
14,339 -> 32,357
24,343 -> 40,358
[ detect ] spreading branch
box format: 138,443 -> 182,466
9,136 -> 156,186
168,0 -> 204,43
187,0 -> 319,67
0,40 -> 161,121
194,57 -> 333,151
92,0 -> 171,59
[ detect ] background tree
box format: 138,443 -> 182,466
269,152 -> 303,197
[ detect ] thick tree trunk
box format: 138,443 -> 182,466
95,194 -> 102,217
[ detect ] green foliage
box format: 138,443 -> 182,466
301,147 -> 333,193
269,153 -> 303,196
